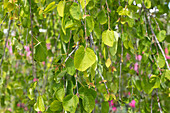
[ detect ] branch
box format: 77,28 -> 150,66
0,13 -> 7,29
0,19 -> 12,69
106,0 -> 110,29
143,4 -> 170,70
97,69 -> 109,94
89,33 -> 109,94
84,0 -> 87,48
29,0 -> 36,78
64,42 -> 79,63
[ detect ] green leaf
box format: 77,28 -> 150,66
70,3 -> 82,20
105,58 -> 111,68
61,29 -> 71,43
57,1 -> 65,17
165,70 -> 170,80
128,0 -> 133,5
157,30 -> 166,42
7,3 -> 15,12
56,87 -> 65,102
50,100 -> 63,111
78,0 -> 90,9
156,55 -> 165,68
66,58 -> 76,76
38,96 -> 45,112
74,46 -> 96,71
63,95 -> 79,113
109,31 -> 119,56
101,101 -> 109,113
102,29 -> 114,47
86,16 -> 94,35
97,10 -> 107,25
44,1 -> 57,13
144,0 -> 151,9
34,42 -> 47,62
82,93 -> 95,113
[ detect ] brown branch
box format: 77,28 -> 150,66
29,0 -> 36,78
143,4 -> 170,70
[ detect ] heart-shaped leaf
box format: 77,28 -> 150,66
74,46 -> 96,71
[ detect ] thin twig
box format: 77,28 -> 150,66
76,70 -> 79,95
156,89 -> 162,113
97,69 -> 109,94
0,19 -> 12,69
119,25 -> 123,101
64,42 -> 79,63
106,0 -> 110,29
84,0 -> 88,48
29,0 -> 36,78
0,13 -> 7,29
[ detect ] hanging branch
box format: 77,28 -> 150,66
64,42 -> 79,63
118,0 -> 124,101
0,13 -> 8,29
143,4 -> 170,70
106,0 -> 110,29
29,0 -> 36,78
97,69 -> 109,94
75,70 -> 79,95
0,19 -> 12,69
89,33 -> 109,94
84,0 -> 88,48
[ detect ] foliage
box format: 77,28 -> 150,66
0,0 -> 170,113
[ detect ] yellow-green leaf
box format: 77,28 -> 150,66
57,1 -> 65,17
74,46 -> 96,71
102,29 -> 114,47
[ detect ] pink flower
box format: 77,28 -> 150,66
42,61 -> 45,65
112,107 -> 117,111
17,103 -> 20,107
27,51 -> 31,57
24,107 -> 28,111
33,78 -> 39,82
38,111 -> 42,113
8,108 -> 12,112
128,92 -> 131,96
24,46 -> 30,52
9,46 -> 13,54
33,78 -> 37,82
136,55 -> 142,61
134,63 -> 138,73
129,100 -> 136,108
165,48 -> 168,55
111,100 -> 114,106
126,53 -> 130,61
142,51 -> 145,54
166,55 -> 170,59
46,43 -> 51,50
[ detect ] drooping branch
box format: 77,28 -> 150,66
29,0 -> 36,78
106,0 -> 110,29
84,0 -> 88,48
0,19 -> 12,69
97,69 -> 109,94
89,33 -> 109,94
143,4 -> 170,70
0,13 -> 7,29
64,42 -> 79,63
